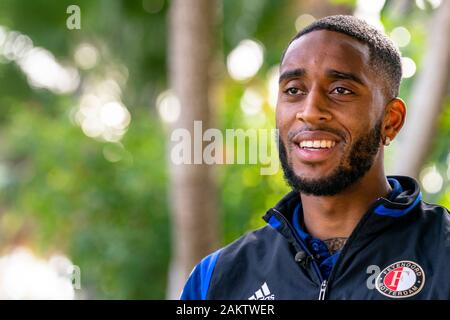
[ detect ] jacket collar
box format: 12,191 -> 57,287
373,176 -> 422,217
263,175 -> 422,232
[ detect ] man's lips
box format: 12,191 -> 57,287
290,130 -> 343,163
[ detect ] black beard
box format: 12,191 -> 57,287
278,120 -> 382,196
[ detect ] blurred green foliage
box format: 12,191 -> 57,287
0,0 -> 448,299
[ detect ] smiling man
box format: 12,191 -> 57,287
180,15 -> 450,300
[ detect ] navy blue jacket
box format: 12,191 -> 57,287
181,176 -> 450,300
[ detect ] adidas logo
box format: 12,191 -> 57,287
248,282 -> 275,300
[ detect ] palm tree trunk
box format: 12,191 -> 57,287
166,0 -> 220,299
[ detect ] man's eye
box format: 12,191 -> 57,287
284,87 -> 302,95
332,87 -> 353,95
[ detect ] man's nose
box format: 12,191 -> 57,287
295,88 -> 332,124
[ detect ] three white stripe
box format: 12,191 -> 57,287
248,282 -> 271,300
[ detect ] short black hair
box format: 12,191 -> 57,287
281,15 -> 402,99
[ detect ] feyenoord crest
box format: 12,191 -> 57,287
375,260 -> 425,298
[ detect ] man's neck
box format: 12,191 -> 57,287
299,168 -> 391,241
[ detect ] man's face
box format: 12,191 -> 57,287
276,30 -> 386,196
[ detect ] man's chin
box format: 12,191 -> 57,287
286,164 -> 357,196
297,177 -> 342,196
292,176 -> 348,196
292,165 -> 337,182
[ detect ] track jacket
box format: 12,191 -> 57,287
180,176 -> 450,300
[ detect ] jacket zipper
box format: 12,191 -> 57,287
270,208 -> 325,291
325,198 -> 385,288
318,280 -> 328,300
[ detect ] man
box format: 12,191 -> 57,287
180,15 -> 450,300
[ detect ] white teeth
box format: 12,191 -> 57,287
299,140 -> 336,149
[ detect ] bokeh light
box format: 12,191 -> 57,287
157,90 -> 181,123
75,75 -> 131,143
420,166 -> 443,194
227,39 -> 264,82
0,26 -> 80,94
74,43 -> 99,70
295,14 -> 315,32
416,0 -> 442,10
354,0 -> 386,30
390,26 -> 411,48
142,0 -> 165,13
267,65 -> 279,109
0,247 -> 75,299
240,87 -> 263,115
401,57 -> 417,78
18,48 -> 80,94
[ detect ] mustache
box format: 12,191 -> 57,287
286,126 -> 346,142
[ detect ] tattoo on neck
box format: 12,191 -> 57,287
323,237 -> 348,254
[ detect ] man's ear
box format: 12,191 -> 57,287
383,98 -> 406,143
